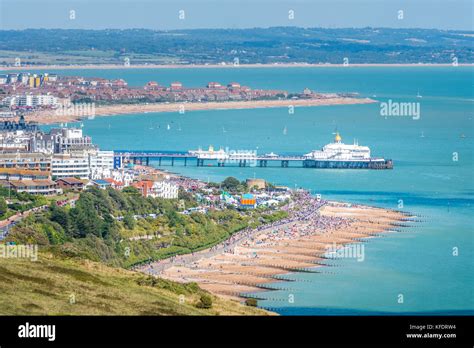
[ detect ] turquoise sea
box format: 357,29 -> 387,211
37,67 -> 474,315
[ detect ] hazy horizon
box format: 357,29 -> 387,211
1,25 -> 473,32
0,25 -> 474,32
0,0 -> 472,31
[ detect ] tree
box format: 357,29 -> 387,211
0,197 -> 7,216
222,177 -> 240,191
50,204 -> 70,232
123,213 -> 135,230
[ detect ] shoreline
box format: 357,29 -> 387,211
138,192 -> 412,302
26,97 -> 376,125
1,63 -> 472,71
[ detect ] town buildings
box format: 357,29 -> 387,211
132,179 -> 178,199
0,116 -> 179,197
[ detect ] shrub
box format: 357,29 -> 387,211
196,294 -> 213,309
245,298 -> 258,307
0,197 -> 7,216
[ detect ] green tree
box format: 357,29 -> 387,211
50,204 -> 70,233
123,213 -> 135,230
0,197 -> 7,216
222,177 -> 240,191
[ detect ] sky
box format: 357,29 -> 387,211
0,0 -> 473,31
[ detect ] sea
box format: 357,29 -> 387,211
34,66 -> 473,315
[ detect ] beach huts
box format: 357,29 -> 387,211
240,193 -> 256,208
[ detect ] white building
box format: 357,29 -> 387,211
150,180 -> 179,199
51,128 -> 93,153
111,169 -> 136,186
52,154 -> 90,179
2,94 -> 58,107
89,150 -> 114,179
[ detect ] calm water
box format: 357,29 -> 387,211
40,67 -> 474,315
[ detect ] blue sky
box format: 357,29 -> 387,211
0,0 -> 472,30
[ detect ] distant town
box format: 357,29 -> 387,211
0,72 -> 355,116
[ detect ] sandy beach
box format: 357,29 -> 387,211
1,63 -> 472,71
25,97 -> 376,125
139,193 -> 411,301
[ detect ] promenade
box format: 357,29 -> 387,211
142,194 -> 408,300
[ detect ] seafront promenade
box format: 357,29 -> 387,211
138,194 -> 326,274
139,192 -> 410,300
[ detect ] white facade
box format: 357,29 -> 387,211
2,94 -> 58,107
89,150 -> 114,179
52,154 -> 90,179
189,145 -> 227,160
111,170 -> 136,186
150,180 -> 179,199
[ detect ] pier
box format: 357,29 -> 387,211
113,150 -> 393,169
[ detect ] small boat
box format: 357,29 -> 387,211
167,124 -> 171,130
416,90 -> 423,98
283,126 -> 287,135
420,131 -> 425,138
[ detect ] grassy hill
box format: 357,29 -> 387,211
0,253 -> 270,316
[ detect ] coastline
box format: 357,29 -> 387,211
26,97 -> 376,125
138,192 -> 411,302
1,63 -> 472,71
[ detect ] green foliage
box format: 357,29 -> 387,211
5,226 -> 49,246
2,28 -> 473,65
222,177 -> 240,191
0,197 -> 7,216
196,294 -> 213,309
123,213 -> 135,229
50,204 -> 70,231
6,185 -> 286,269
136,275 -> 201,295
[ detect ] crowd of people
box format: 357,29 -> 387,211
139,190 -> 357,276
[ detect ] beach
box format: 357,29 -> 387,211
139,192 -> 410,301
25,97 -> 376,125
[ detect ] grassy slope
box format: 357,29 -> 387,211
0,253 -> 270,316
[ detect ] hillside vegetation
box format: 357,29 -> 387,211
0,27 -> 472,65
1,183 -> 285,315
5,185 -> 286,268
0,253 -> 270,315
